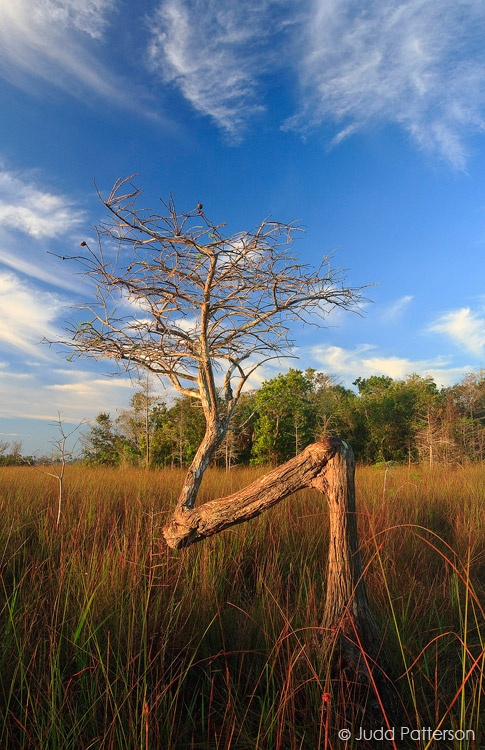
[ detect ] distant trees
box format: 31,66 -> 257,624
82,413 -> 122,466
451,370 -> 485,461
82,367 -> 485,468
0,440 -> 24,466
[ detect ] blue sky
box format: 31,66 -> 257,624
0,0 -> 485,455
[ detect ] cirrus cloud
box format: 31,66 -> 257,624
147,0 -> 295,139
285,0 -> 485,168
0,271 -> 65,358
0,0 -> 136,107
149,0 -> 485,166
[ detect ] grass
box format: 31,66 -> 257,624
0,462 -> 483,749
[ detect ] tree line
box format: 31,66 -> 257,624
82,367 -> 485,468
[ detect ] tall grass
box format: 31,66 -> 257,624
0,463 -> 483,748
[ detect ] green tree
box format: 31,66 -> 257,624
82,413 -> 122,466
353,375 -> 419,463
166,396 -> 206,467
117,385 -> 168,468
407,374 -> 452,465
251,369 -> 315,464
309,370 -> 359,444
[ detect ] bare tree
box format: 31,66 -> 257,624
66,176 -> 365,508
62,176 -> 397,717
27,414 -> 85,528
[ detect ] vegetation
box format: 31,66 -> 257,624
0,463 -> 483,749
80,368 -> 485,469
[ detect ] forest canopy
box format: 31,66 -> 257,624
79,367 -> 485,468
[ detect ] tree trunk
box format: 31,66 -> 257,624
175,418 -> 227,511
164,437 -> 338,547
311,444 -> 400,724
163,437 -> 399,721
164,437 -> 375,646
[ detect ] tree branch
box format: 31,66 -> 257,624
163,437 -> 343,548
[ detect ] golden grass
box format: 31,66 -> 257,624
0,463 -> 483,748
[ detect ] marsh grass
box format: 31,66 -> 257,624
0,463 -> 483,748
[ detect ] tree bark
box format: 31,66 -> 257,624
163,438 -> 379,646
163,437 -> 399,721
163,437 -> 343,548
175,418 -> 227,511
164,437 -> 378,647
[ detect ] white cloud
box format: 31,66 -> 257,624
0,360 -> 146,421
0,169 -> 84,239
286,0 -> 485,168
147,0 -> 485,165
428,307 -> 485,357
30,0 -> 114,40
45,376 -> 137,414
2,1 -> 484,163
0,272 -> 65,358
0,245 -> 81,292
310,343 -> 469,388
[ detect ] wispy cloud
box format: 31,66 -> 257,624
147,0 -> 295,139
286,0 -> 485,168
381,295 -> 413,322
2,1 -> 484,163
310,343 -> 469,388
0,169 -> 84,239
428,306 -> 485,357
0,272 -> 65,358
0,246 -> 81,292
0,366 -> 136,422
0,0 -> 135,106
147,0 -> 485,165
0,167 -> 87,291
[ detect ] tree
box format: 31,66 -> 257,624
64,176 -> 397,718
117,375 -> 167,467
82,413 -> 122,466
309,370 -> 359,443
353,375 -> 423,463
165,395 -> 206,467
66,176 -> 365,508
451,370 -> 485,461
28,414 -> 85,528
251,369 -> 315,465
216,389 -> 256,468
0,440 -> 24,466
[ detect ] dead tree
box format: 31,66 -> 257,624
63,176 -> 396,717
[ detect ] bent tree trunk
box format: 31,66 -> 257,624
163,437 -> 397,719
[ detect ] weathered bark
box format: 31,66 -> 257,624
164,437 -> 377,644
164,436 -> 379,650
175,418 -> 227,511
163,437 -> 343,549
312,441 -> 380,649
312,443 -> 400,725
163,436 -> 400,722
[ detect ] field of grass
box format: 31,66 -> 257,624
0,462 -> 483,749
